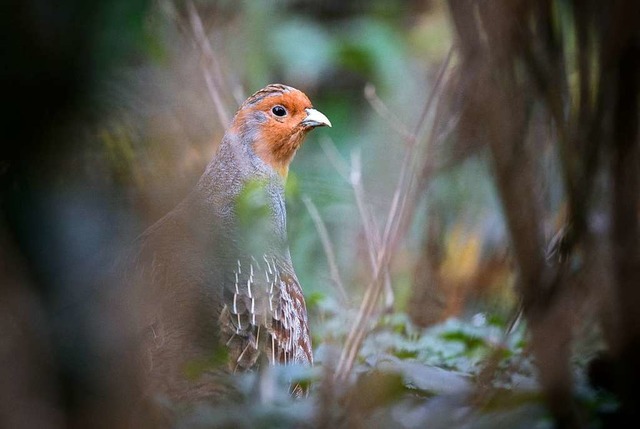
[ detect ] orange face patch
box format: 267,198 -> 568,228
231,86 -> 316,178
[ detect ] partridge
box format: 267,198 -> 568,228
132,84 -> 331,401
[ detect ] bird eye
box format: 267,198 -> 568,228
271,105 -> 287,117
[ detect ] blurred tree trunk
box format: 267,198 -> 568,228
609,7 -> 640,423
0,1 -> 151,427
445,0 -> 640,427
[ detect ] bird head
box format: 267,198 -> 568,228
230,84 -> 331,178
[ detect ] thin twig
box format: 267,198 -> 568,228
320,138 -> 382,275
319,137 -> 350,181
335,231 -> 394,381
385,48 -> 454,254
302,196 -> 348,303
334,48 -> 454,382
319,140 -> 395,308
413,48 -> 455,141
350,149 -> 381,274
364,83 -> 415,143
186,0 -> 231,128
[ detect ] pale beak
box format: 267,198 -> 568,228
301,108 -> 332,128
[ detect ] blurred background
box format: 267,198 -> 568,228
2,0 -> 639,428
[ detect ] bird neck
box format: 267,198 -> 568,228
229,113 -> 305,180
252,128 -> 306,179
195,134 -> 291,259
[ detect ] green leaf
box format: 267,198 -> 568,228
377,356 -> 472,395
235,178 -> 272,228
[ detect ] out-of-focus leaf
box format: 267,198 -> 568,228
270,19 -> 334,86
440,224 -> 481,283
183,346 -> 229,381
348,369 -> 406,411
440,330 -> 487,352
376,355 -> 472,395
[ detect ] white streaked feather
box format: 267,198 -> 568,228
264,255 -> 272,274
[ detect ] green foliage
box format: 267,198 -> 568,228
174,365 -> 317,429
348,369 -> 406,410
177,299 -> 571,428
235,178 -> 272,229
183,346 -> 229,381
357,311 -> 526,377
234,178 -> 283,258
270,18 -> 334,84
